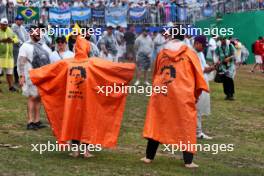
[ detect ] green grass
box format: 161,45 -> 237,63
0,65 -> 264,176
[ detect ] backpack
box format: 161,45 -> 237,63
30,43 -> 50,68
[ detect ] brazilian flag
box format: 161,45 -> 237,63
17,7 -> 40,21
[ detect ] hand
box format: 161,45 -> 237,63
6,38 -> 13,43
103,51 -> 108,56
19,76 -> 25,87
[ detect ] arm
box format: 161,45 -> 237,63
204,65 -> 216,73
134,38 -> 139,53
17,56 -> 28,87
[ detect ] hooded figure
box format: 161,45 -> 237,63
141,39 -> 209,168
30,36 -> 135,149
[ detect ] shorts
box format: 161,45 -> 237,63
0,68 -> 13,75
255,55 -> 263,64
136,53 -> 151,71
126,44 -> 135,59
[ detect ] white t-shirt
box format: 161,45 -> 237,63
197,51 -> 208,81
17,41 -> 52,76
18,42 -> 52,63
49,50 -> 74,63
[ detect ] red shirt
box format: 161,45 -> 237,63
254,40 -> 262,55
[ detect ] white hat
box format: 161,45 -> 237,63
0,18 -> 8,25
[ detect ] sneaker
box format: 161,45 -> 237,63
34,121 -> 47,129
27,122 -> 37,130
134,80 -> 140,86
197,132 -> 213,140
9,87 -> 17,92
228,96 -> 235,101
144,81 -> 150,86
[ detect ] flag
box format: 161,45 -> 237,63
105,6 -> 127,28
92,7 -> 105,18
65,23 -> 81,41
143,42 -> 208,153
49,8 -> 71,25
71,7 -> 91,21
17,6 -> 39,21
30,36 -> 136,148
129,7 -> 147,21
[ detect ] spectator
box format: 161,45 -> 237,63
0,18 -> 18,92
193,35 -> 215,140
134,28 -> 153,86
0,0 -> 6,19
49,36 -> 74,63
251,37 -> 264,72
98,26 -> 118,62
124,25 -> 136,61
216,37 -> 236,100
11,15 -> 29,86
17,25 -> 52,130
115,26 -> 126,60
207,35 -> 218,63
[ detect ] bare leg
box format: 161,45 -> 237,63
134,68 -> 142,85
6,74 -> 14,88
33,97 -> 41,123
27,97 -> 35,123
137,69 -> 142,80
143,71 -> 148,83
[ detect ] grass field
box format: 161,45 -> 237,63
0,65 -> 263,176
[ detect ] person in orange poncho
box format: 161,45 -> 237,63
30,36 -> 135,158
141,30 -> 209,168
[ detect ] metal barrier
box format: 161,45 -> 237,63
3,1 -> 263,27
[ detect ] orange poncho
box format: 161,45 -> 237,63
143,41 -> 209,153
30,36 -> 135,148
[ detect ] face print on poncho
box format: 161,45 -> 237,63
160,65 -> 176,85
68,66 -> 87,99
69,66 -> 87,88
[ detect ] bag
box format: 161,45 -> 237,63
214,71 -> 224,83
30,43 -> 50,68
214,64 -> 225,83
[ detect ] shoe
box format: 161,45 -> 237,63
140,157 -> 152,164
225,96 -> 235,101
134,80 -> 140,86
185,162 -> 199,168
34,121 -> 47,129
144,81 -> 150,86
197,132 -> 213,140
228,96 -> 235,101
9,87 -> 17,92
27,122 -> 37,130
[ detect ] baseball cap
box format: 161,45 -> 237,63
15,14 -> 24,21
0,18 -> 8,25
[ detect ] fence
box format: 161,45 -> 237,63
1,0 -> 263,27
